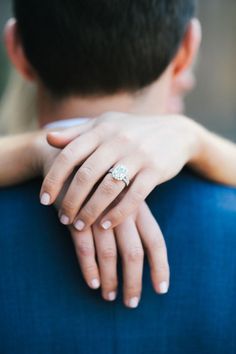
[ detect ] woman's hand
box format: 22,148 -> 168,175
33,133 -> 169,308
40,113 -> 203,231
69,202 -> 169,308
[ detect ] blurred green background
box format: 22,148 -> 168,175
0,0 -> 236,138
0,0 -> 11,97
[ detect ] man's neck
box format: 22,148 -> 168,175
37,77 -> 170,127
38,91 -> 137,127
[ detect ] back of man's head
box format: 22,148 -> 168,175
12,0 -> 196,98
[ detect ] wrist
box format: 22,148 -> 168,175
185,117 -> 209,167
165,115 -> 204,163
30,130 -> 48,177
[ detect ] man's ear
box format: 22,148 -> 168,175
4,18 -> 36,81
172,18 -> 202,78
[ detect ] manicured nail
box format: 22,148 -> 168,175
108,292 -> 116,301
74,220 -> 85,231
91,279 -> 100,289
60,214 -> 70,225
40,193 -> 51,206
129,297 -> 139,308
159,281 -> 169,294
101,220 -> 112,230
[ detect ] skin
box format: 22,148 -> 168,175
38,18 -> 202,232
42,112 -> 236,232
42,114 -> 201,231
0,131 -> 170,308
3,16 -> 236,308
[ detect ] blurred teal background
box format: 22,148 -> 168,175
0,0 -> 10,97
0,0 -> 236,138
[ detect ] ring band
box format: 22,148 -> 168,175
109,165 -> 130,187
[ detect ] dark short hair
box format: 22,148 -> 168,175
13,0 -> 196,98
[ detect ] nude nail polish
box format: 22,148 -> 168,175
129,297 -> 139,308
108,292 -> 117,301
60,215 -> 70,225
74,220 -> 85,231
159,281 -> 169,294
40,193 -> 51,206
91,279 -> 100,289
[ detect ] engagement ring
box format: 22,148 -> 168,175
109,165 -> 130,187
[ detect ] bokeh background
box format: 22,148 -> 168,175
0,0 -> 236,139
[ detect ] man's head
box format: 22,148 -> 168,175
5,0 -> 201,117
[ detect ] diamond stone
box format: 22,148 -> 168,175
111,165 -> 128,181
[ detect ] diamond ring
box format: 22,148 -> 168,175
109,165 -> 130,187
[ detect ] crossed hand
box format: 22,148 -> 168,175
36,112 -> 199,308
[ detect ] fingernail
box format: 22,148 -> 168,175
91,279 -> 100,289
60,214 -> 70,225
108,292 -> 116,301
101,220 -> 112,230
159,281 -> 169,294
74,220 -> 85,231
40,193 -> 51,206
129,297 -> 139,308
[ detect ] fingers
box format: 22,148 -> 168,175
93,224 -> 118,301
136,203 -> 170,294
47,120 -> 94,148
115,217 -> 144,308
58,142 -> 131,226
69,225 -> 101,290
100,168 -> 157,230
40,128 -> 101,205
72,157 -> 142,231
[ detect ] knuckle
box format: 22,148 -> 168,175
138,145 -> 155,164
83,264 -> 98,277
75,165 -> 93,184
137,143 -> 148,156
44,175 -> 58,190
111,206 -> 125,221
99,120 -> 111,130
130,188 -> 145,205
76,240 -> 94,257
100,247 -> 117,262
102,277 -> 118,290
58,146 -> 74,165
153,163 -> 167,180
81,204 -> 98,221
62,199 -> 76,214
116,132 -> 133,145
101,179 -> 119,196
125,284 -> 141,296
143,157 -> 155,170
95,121 -> 113,136
126,247 -> 144,263
149,237 -> 166,252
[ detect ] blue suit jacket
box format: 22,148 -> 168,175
0,170 -> 236,354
